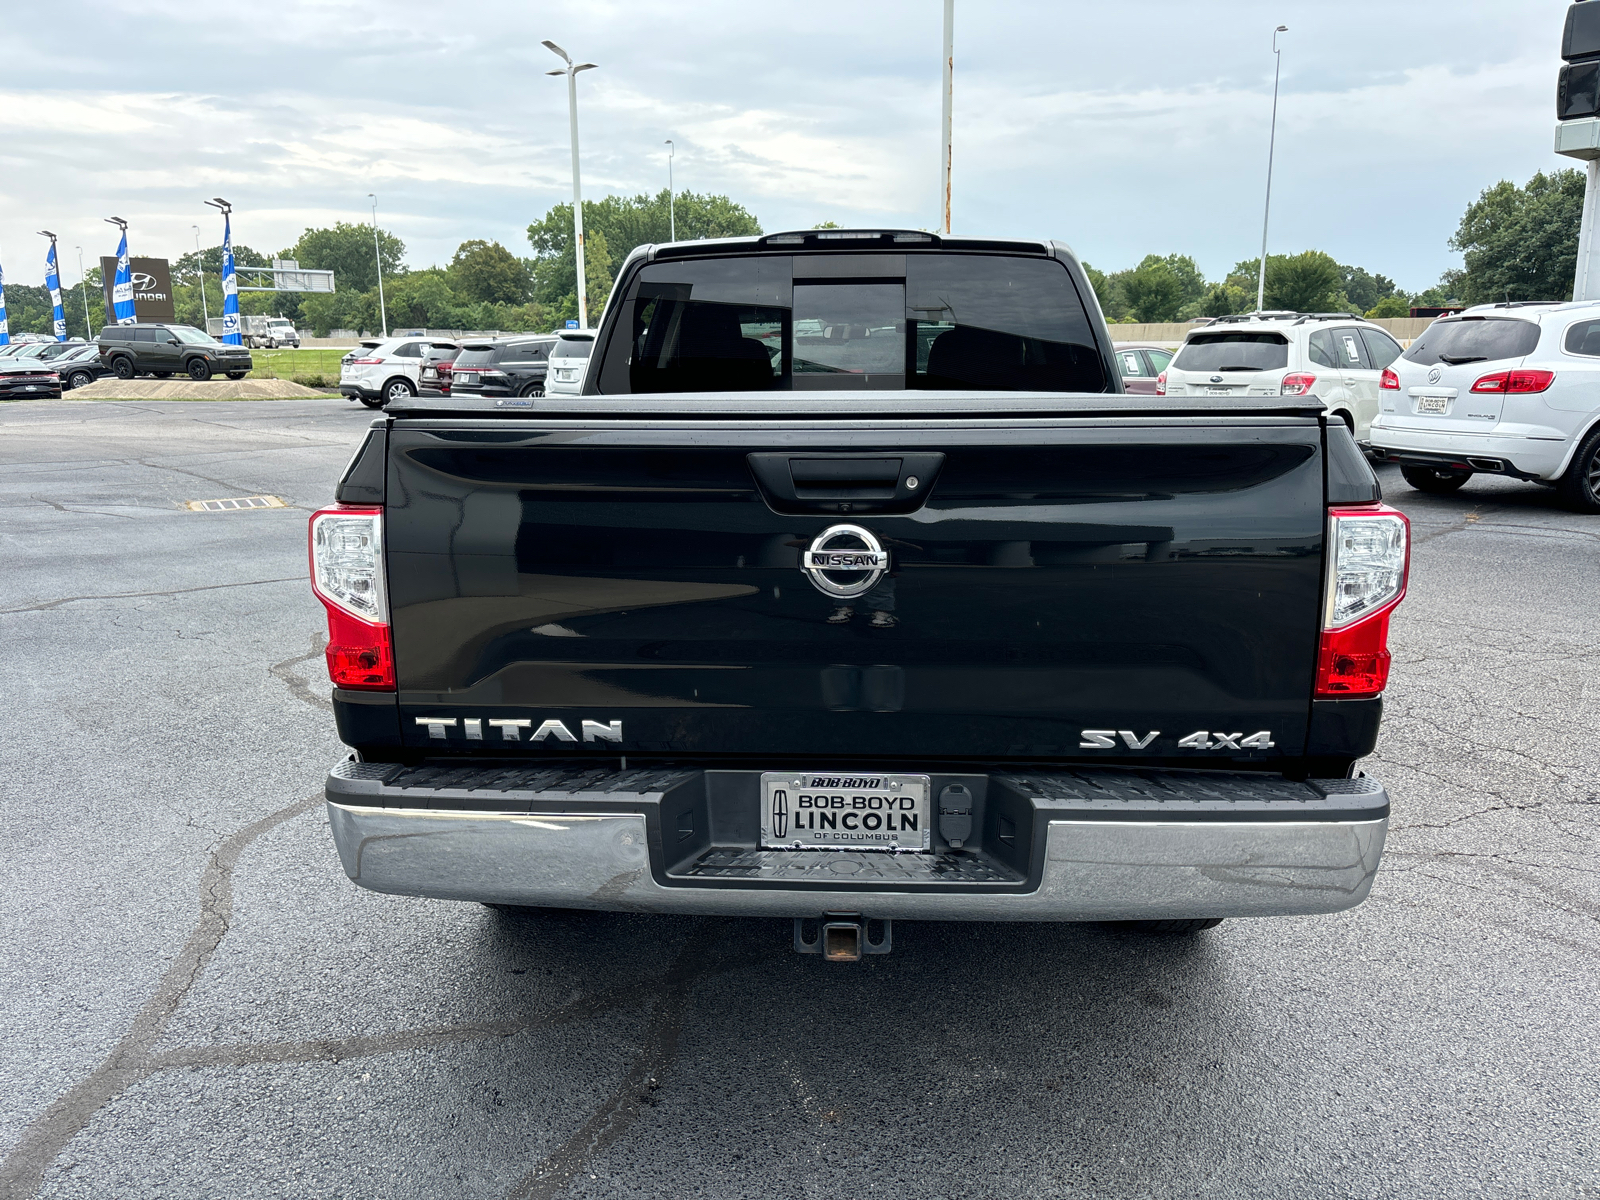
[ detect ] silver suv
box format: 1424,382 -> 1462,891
1160,313 -> 1405,446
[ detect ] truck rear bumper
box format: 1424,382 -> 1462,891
326,762 -> 1388,922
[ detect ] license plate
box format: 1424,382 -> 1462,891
1416,395 -> 1449,414
761,771 -> 931,850
1204,386 -> 1233,396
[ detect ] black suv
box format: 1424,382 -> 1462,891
97,324 -> 254,381
447,335 -> 558,398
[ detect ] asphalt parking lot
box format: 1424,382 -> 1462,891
2,397 -> 1598,1200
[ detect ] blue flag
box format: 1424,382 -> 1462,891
111,231 -> 135,324
0,255 -> 9,346
220,215 -> 241,345
45,240 -> 66,340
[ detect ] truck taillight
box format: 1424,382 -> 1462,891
1155,372 -> 1166,395
1316,506 -> 1410,699
309,505 -> 394,690
1281,372 -> 1317,396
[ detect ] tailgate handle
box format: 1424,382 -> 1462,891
747,452 -> 944,513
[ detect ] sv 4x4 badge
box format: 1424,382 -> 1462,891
1079,730 -> 1276,750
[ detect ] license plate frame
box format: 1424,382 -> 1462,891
1415,394 -> 1450,414
1204,386 -> 1233,396
760,771 -> 932,851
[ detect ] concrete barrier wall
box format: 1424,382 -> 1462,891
1110,317 -> 1436,346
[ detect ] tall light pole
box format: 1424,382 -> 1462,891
193,225 -> 209,326
75,246 -> 90,334
941,0 -> 954,234
368,193 -> 388,337
1256,26 -> 1288,314
665,140 -> 675,241
544,40 -> 598,328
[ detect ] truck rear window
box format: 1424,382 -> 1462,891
595,253 -> 1106,394
1173,333 -> 1289,372
1402,317 -> 1540,366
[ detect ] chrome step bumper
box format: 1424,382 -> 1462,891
325,761 -> 1388,922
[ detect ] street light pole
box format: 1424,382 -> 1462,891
368,193 -> 388,337
941,0 -> 954,234
76,246 -> 90,334
193,225 -> 209,327
544,40 -> 598,329
1256,25 -> 1288,314
665,140 -> 675,242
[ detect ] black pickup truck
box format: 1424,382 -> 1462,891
312,229 -> 1409,959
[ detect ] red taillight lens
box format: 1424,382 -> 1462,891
1470,371 -> 1507,393
1281,372 -> 1318,396
349,357 -> 383,366
1155,372 -> 1166,396
308,505 -> 394,691
1316,505 -> 1410,699
1508,368 -> 1555,393
1380,368 -> 1399,390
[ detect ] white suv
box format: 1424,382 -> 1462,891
1159,313 -> 1405,445
339,337 -> 458,408
1369,301 -> 1600,512
544,330 -> 595,396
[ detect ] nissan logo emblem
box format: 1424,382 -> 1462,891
802,524 -> 889,600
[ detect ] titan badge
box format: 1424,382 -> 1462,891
413,717 -> 623,743
802,524 -> 889,599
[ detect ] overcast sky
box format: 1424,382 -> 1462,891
0,0 -> 1577,293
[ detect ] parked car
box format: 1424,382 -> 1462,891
1159,313 -> 1404,445
96,324 -> 253,381
51,343 -> 114,390
541,330 -> 595,396
1369,300 -> 1600,511
448,335 -> 559,399
418,345 -> 462,396
1111,342 -> 1174,395
338,337 -> 458,408
0,357 -> 62,399
312,228 -> 1407,956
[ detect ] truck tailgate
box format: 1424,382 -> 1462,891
384,416 -> 1326,765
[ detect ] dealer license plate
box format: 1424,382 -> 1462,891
1416,395 -> 1449,414
1204,386 -> 1233,396
760,771 -> 931,851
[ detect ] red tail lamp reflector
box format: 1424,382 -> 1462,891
1317,506 -> 1410,698
1155,372 -> 1167,395
308,505 -> 394,690
1472,369 -> 1555,394
1280,372 -> 1318,396
1380,368 -> 1399,390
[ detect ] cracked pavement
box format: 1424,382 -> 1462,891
2,398 -> 1598,1199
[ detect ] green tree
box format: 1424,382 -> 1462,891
1198,282 -> 1252,318
1120,257 -> 1187,323
1234,251 -> 1348,312
1340,265 -> 1397,314
289,222 -> 406,294
448,240 -> 532,305
1365,294 -> 1412,319
172,243 -> 270,285
1450,169 -> 1584,304
527,190 -> 761,311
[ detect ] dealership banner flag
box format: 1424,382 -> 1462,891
0,256 -> 9,345
220,216 -> 241,345
111,231 -> 135,324
45,241 -> 66,340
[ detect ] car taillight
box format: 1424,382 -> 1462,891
1281,372 -> 1318,396
348,357 -> 383,366
1316,505 -> 1410,699
308,505 -> 394,690
1471,369 -> 1555,394
1155,372 -> 1166,396
1380,368 -> 1399,390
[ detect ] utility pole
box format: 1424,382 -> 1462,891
368,194 -> 388,337
665,140 -> 676,241
544,41 -> 599,328
941,0 -> 954,234
1256,26 -> 1288,313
